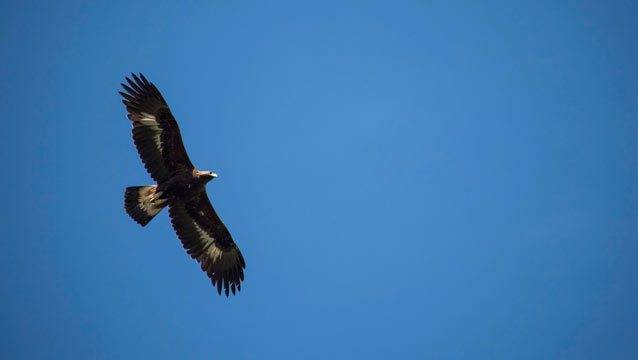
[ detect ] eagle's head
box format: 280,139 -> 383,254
200,171 -> 218,182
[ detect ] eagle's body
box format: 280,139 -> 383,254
158,168 -> 212,201
120,73 -> 245,296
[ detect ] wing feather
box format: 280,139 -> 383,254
168,192 -> 245,296
120,73 -> 194,182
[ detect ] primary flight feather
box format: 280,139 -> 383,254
120,73 -> 245,296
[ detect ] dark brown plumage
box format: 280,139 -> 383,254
120,73 -> 245,296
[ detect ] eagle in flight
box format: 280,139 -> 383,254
120,73 -> 245,296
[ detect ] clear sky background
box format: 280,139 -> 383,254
1,1 -> 637,359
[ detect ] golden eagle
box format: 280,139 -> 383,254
120,73 -> 245,296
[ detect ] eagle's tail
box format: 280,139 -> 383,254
124,185 -> 167,227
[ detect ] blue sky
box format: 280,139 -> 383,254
1,0 -> 637,359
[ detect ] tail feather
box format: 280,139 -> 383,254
124,185 -> 167,226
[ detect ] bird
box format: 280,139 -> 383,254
120,73 -> 245,296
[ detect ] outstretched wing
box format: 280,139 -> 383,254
119,73 -> 194,182
168,192 -> 245,296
